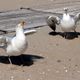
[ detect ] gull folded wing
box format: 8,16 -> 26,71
0,35 -> 12,47
74,13 -> 80,23
24,29 -> 37,35
0,36 -> 6,46
46,16 -> 60,31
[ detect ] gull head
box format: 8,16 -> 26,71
20,21 -> 25,26
18,21 -> 26,28
64,8 -> 68,14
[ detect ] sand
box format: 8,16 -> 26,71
0,0 -> 80,80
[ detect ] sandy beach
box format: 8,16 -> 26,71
0,0 -> 80,10
0,0 -> 80,80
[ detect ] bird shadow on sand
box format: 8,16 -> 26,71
49,31 -> 80,39
0,54 -> 44,66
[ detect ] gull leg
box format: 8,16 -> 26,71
8,56 -> 12,64
73,29 -> 76,32
64,32 -> 68,39
20,55 -> 24,66
64,32 -> 66,38
74,29 -> 78,38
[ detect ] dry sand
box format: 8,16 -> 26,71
0,0 -> 80,80
0,0 -> 80,10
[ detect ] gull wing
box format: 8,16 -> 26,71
74,13 -> 80,23
0,35 -> 12,47
24,29 -> 37,35
47,15 -> 60,25
0,36 -> 6,46
46,15 -> 60,31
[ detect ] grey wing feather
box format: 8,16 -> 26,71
47,16 -> 60,25
24,29 -> 37,35
0,35 -> 12,47
46,16 -> 60,31
0,36 -> 7,46
74,13 -> 80,23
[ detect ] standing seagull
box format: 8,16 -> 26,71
0,21 -> 36,64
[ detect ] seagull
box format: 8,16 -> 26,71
0,21 -> 36,64
47,8 -> 80,38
